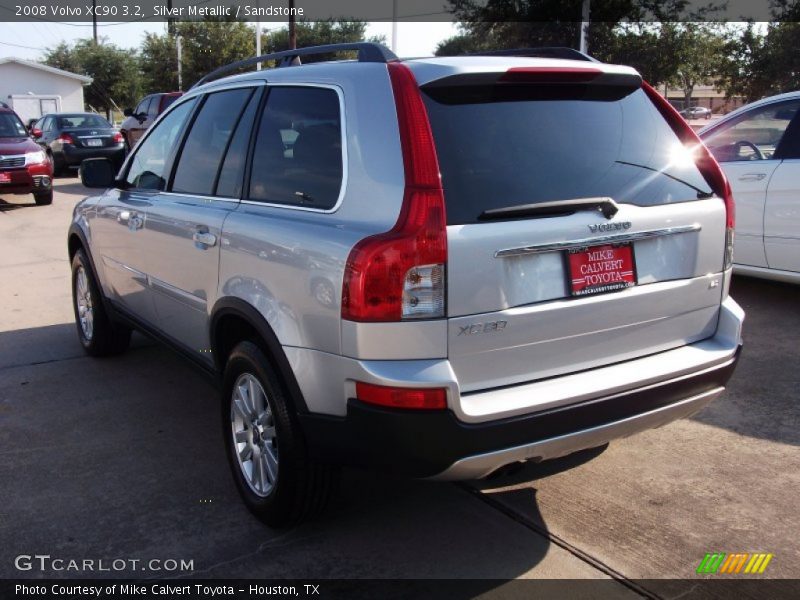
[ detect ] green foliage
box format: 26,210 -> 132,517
174,18 -> 255,87
43,38 -> 141,115
262,20 -> 385,65
140,33 -> 178,93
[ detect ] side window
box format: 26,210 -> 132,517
124,99 -> 196,191
216,90 -> 261,198
41,117 -> 52,131
704,100 -> 800,162
775,112 -> 800,160
135,97 -> 151,116
171,88 -> 254,196
147,96 -> 161,119
248,86 -> 343,209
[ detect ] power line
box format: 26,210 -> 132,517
0,40 -> 46,51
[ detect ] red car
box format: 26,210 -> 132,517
0,105 -> 54,205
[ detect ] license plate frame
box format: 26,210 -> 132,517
566,242 -> 637,297
85,138 -> 103,147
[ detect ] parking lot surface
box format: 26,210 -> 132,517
1,179 -> 798,596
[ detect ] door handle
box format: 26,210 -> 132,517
738,173 -> 767,182
193,230 -> 217,248
118,210 -> 143,231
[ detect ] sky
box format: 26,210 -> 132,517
0,21 -> 460,61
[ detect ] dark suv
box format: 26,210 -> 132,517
0,105 -> 54,205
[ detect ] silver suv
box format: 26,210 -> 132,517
70,43 -> 744,526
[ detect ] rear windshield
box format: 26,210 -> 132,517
58,115 -> 111,129
422,86 -> 713,225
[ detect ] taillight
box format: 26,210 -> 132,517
341,62 -> 447,321
58,133 -> 74,145
642,82 -> 735,268
112,131 -> 123,143
355,381 -> 447,410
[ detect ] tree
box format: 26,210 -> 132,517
262,20 -> 385,64
43,39 -> 141,117
174,18 -> 255,88
140,33 -> 179,93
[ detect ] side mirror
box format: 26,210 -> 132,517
80,158 -> 116,189
136,113 -> 147,124
123,107 -> 133,117
31,128 -> 42,138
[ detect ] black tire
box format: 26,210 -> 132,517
222,341 -> 337,527
71,249 -> 131,356
33,190 -> 52,205
51,153 -> 64,177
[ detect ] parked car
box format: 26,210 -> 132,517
680,106 -> 712,119
0,105 -> 53,205
70,43 -> 743,526
120,92 -> 183,150
32,113 -> 125,176
700,91 -> 800,283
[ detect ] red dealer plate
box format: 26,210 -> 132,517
567,243 -> 636,297
0,172 -> 11,184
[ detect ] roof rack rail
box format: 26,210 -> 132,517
192,42 -> 398,89
468,47 -> 598,63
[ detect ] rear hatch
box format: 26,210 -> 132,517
414,59 -> 727,393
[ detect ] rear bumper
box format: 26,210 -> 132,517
300,296 -> 744,479
300,347 -> 740,479
60,145 -> 125,166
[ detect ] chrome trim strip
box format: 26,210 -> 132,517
149,277 -> 207,311
429,385 -> 726,481
494,224 -> 702,258
101,255 -> 147,287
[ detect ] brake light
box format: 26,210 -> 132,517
341,62 -> 447,321
58,133 -> 74,145
499,66 -> 603,84
355,381 -> 447,410
112,131 -> 123,143
642,82 -> 735,268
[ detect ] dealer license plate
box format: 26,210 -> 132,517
567,243 -> 636,297
0,172 -> 11,183
86,138 -> 103,147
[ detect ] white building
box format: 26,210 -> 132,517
0,57 -> 92,123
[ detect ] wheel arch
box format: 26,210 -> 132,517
210,297 -> 309,414
68,223 -> 114,316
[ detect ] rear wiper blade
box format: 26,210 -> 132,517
479,197 -> 620,221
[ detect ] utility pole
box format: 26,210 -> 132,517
177,36 -> 183,91
288,0 -> 296,49
167,0 -> 174,36
391,0 -> 398,53
579,0 -> 590,54
255,0 -> 261,70
92,0 -> 97,44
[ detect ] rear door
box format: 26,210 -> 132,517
421,73 -> 728,392
138,86 -> 260,362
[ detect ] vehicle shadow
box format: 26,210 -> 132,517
0,322 -> 555,583
0,196 -> 38,211
690,275 -> 800,446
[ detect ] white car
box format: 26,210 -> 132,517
700,91 -> 800,283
